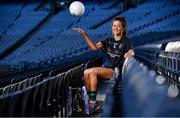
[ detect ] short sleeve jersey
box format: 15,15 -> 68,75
101,36 -> 133,69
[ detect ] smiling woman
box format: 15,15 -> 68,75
73,16 -> 135,114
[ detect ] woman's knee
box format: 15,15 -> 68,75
84,69 -> 92,77
84,68 -> 98,78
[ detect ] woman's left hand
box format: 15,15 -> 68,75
124,49 -> 135,58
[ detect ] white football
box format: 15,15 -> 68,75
69,1 -> 85,16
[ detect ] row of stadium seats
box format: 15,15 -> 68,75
0,74 -> 42,96
99,0 -> 121,9
0,11 -> 49,56
1,10 -> 79,62
122,0 -> 174,23
134,43 -> 162,66
157,51 -> 180,82
0,4 -> 23,36
72,5 -> 122,29
0,0 -> 41,3
121,57 -> 180,117
0,64 -> 84,117
131,31 -> 180,46
134,40 -> 180,84
0,1 -> 43,36
128,5 -> 180,37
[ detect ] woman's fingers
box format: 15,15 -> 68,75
72,28 -> 80,32
72,28 -> 86,36
73,28 -> 84,33
78,28 -> 84,33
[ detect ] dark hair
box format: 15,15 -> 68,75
112,16 -> 128,39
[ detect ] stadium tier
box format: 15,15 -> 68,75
0,0 -> 179,117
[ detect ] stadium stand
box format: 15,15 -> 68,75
0,11 -> 49,57
134,38 -> 180,83
0,0 -> 179,117
121,57 -> 180,117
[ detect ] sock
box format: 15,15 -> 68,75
88,91 -> 97,107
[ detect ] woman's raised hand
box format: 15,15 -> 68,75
73,28 -> 87,36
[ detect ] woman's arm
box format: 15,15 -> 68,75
73,28 -> 103,51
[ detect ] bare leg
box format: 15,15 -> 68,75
84,67 -> 114,110
83,69 -> 91,90
83,67 -> 114,91
89,73 -> 98,91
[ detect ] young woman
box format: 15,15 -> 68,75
73,16 -> 135,114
